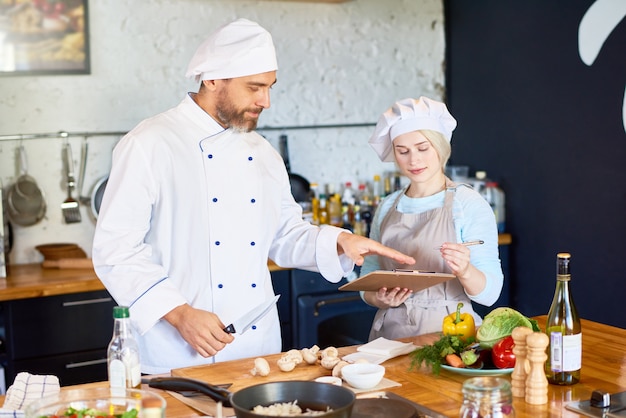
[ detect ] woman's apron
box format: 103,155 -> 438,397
369,179 -> 476,340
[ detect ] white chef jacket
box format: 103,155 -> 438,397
92,94 -> 353,374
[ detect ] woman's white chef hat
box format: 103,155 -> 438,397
185,18 -> 278,83
368,97 -> 457,162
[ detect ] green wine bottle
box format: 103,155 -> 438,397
545,253 -> 581,385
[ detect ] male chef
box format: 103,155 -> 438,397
92,18 -> 415,374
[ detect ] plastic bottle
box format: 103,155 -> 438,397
475,171 -> 506,233
393,171 -> 402,192
310,182 -> 320,225
372,174 -> 383,208
459,377 -> 515,418
474,171 -> 488,196
545,253 -> 581,385
341,182 -> 356,207
486,181 -> 506,233
357,183 -> 370,208
383,174 -> 392,196
318,193 -> 329,225
328,193 -> 342,226
108,306 -> 141,396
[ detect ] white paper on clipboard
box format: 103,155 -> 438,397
338,269 -> 456,293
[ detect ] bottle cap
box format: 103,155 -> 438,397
113,306 -> 130,319
557,253 -> 571,276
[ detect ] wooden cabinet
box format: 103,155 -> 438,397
0,289 -> 116,387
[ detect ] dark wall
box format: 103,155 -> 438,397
445,1 -> 626,329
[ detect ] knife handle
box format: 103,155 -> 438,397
146,376 -> 232,407
223,324 -> 235,333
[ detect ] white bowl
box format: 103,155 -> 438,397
341,363 -> 385,389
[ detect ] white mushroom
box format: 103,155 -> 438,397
301,347 -> 319,365
277,356 -> 297,372
284,349 -> 304,364
320,355 -> 341,370
321,346 -> 338,359
332,360 -> 349,377
250,357 -> 270,377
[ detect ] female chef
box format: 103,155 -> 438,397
359,97 -> 504,340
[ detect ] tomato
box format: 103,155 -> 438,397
492,335 -> 516,368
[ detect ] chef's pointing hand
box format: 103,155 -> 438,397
164,304 -> 235,357
336,232 -> 416,266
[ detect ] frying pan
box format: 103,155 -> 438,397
90,175 -> 108,219
146,377 -> 354,418
278,134 -> 311,203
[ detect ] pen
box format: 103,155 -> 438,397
434,240 -> 484,250
461,240 -> 484,247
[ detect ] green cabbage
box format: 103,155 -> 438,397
476,307 -> 540,348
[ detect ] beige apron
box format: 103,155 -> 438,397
369,179 -> 476,340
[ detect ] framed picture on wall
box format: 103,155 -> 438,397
0,0 -> 90,76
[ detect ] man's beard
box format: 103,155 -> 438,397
215,90 -> 262,133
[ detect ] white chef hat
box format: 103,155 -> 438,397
368,97 -> 457,162
185,18 -> 278,83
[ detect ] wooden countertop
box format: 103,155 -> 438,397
164,315 -> 624,417
2,315 -> 618,417
0,261 -> 289,302
0,263 -> 105,301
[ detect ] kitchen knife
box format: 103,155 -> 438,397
223,294 -> 280,334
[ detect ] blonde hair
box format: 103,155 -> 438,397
420,129 -> 452,170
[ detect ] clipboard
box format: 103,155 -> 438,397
338,269 -> 456,293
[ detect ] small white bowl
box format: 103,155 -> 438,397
341,363 -> 385,389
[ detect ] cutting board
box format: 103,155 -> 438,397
170,346 -> 401,415
171,348 -> 356,392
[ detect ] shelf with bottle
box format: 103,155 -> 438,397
307,172 -> 404,235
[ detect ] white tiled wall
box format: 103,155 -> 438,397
0,0 -> 445,264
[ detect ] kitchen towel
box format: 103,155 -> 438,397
0,372 -> 60,417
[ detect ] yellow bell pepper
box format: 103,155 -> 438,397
442,302 -> 476,341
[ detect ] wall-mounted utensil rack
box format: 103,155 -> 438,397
0,122 -> 376,143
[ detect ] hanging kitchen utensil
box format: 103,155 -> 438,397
61,142 -> 82,223
5,145 -> 47,227
77,137 -> 89,207
76,136 -> 104,220
278,134 -> 311,202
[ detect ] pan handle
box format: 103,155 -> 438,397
145,376 -> 232,407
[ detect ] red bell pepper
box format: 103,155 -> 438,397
492,335 -> 516,368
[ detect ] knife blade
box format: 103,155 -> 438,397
223,294 -> 280,334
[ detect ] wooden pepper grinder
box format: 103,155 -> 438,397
525,332 -> 550,405
511,326 -> 533,397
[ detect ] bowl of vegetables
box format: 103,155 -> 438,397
24,387 -> 166,418
410,307 -> 540,375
